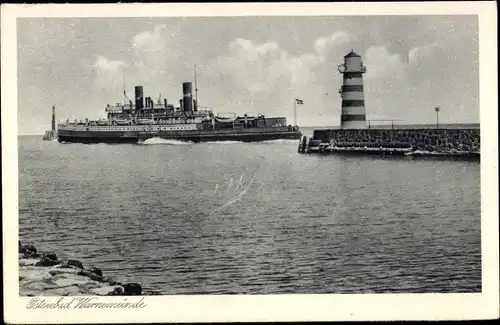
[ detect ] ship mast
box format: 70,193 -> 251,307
123,68 -> 126,106
194,64 -> 198,105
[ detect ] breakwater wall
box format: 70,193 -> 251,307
300,128 -> 480,156
19,240 -> 161,296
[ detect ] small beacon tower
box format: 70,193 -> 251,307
337,50 -> 367,129
42,105 -> 57,140
51,105 -> 56,133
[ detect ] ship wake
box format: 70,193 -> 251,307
140,137 -> 192,145
259,139 -> 299,145
203,141 -> 244,144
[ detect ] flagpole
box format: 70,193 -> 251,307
294,98 -> 297,127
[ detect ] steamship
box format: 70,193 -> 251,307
57,81 -> 301,144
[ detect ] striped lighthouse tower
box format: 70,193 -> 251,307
338,50 -> 367,129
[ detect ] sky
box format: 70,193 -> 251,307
17,15 -> 479,135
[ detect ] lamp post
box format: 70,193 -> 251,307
434,106 -> 440,129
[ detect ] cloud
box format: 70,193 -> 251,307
222,38 -> 288,94
364,46 -> 406,80
91,56 -> 128,104
408,42 -> 442,66
130,24 -> 179,76
286,53 -> 321,85
132,24 -> 168,49
211,37 -> 325,99
91,24 -> 188,109
93,55 -> 127,74
314,31 -> 353,59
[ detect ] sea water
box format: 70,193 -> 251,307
18,132 -> 481,294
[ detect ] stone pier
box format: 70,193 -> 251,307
299,128 -> 480,157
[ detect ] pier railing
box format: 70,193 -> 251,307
365,120 -> 480,130
318,121 -> 480,131
366,119 -> 403,129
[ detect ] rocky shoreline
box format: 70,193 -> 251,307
19,241 -> 161,296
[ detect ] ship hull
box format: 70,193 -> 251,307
57,129 -> 301,144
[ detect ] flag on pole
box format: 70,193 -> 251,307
296,99 -> 304,104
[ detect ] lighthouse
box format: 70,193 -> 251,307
338,50 -> 367,129
51,105 -> 56,133
42,105 -> 57,141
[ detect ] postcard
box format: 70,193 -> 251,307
2,2 -> 498,323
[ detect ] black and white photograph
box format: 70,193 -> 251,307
2,2 -> 498,323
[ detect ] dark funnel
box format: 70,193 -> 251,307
135,86 -> 144,110
182,82 -> 193,112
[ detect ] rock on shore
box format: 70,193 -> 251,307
19,241 -> 161,296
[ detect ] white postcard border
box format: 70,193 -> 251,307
2,2 -> 498,323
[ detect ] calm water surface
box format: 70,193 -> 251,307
18,132 -> 481,294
